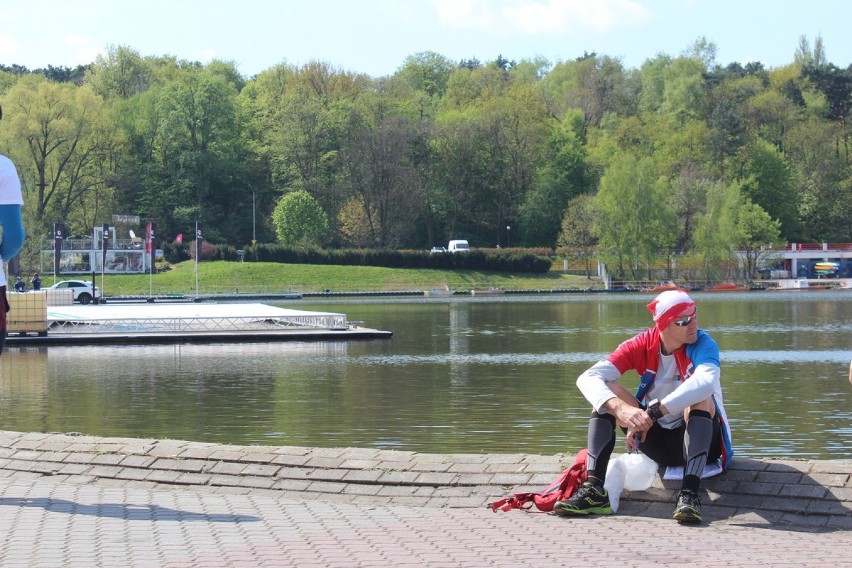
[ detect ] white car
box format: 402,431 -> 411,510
46,280 -> 99,304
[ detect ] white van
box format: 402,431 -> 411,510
448,240 -> 470,253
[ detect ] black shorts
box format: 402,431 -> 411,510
621,414 -> 723,467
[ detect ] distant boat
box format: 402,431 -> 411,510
704,282 -> 751,292
470,288 -> 505,296
425,288 -> 455,297
768,278 -> 835,291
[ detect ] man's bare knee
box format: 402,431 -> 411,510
686,398 -> 715,418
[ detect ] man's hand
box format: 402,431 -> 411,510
604,398 -> 654,432
626,429 -> 645,453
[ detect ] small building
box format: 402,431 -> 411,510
777,243 -> 852,279
40,225 -> 154,275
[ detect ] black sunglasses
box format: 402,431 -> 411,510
673,311 -> 698,327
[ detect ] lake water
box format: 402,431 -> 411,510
1,290 -> 850,460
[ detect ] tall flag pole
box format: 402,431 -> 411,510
146,223 -> 154,297
194,222 -> 202,296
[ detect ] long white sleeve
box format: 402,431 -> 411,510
576,360 -> 623,412
659,362 -> 720,417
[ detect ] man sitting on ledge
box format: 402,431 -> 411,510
553,290 -> 733,524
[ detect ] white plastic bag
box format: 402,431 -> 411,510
621,452 -> 658,490
603,453 -> 658,512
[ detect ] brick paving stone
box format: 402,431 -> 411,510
207,450 -> 247,461
447,462 -> 489,473
487,473 -> 533,486
235,452 -> 279,463
90,453 -> 128,465
0,431 -> 849,567
239,463 -> 280,477
443,454 -> 489,464
414,472 -> 459,485
56,462 -> 91,475
305,456 -> 346,469
270,454 -> 312,466
810,460 -> 852,473
305,468 -> 348,481
115,467 -> 151,481
63,451 -> 101,464
275,479 -> 312,491
208,461 -> 246,476
373,449 -> 416,462
119,455 -> 157,468
377,470 -> 420,484
453,473 -> 494,485
10,450 -> 46,460
146,470 -> 184,483
236,476 -> 277,489
86,464 -> 127,478
340,458 -> 382,469
150,458 -> 209,472
484,462 -> 529,473
175,473 -> 212,485
341,469 -> 383,483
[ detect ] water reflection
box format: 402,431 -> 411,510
0,291 -> 849,459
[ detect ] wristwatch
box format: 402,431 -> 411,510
646,399 -> 664,422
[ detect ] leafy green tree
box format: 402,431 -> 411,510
741,89 -> 798,150
638,54 -> 673,114
737,139 -> 800,240
803,62 -> 850,162
396,51 -> 455,99
0,74 -> 117,232
519,109 -> 590,246
735,199 -> 782,278
86,45 -> 156,100
337,196 -> 374,247
693,179 -> 741,281
665,165 -> 710,253
706,96 -> 743,178
154,65 -> 245,242
429,110 -> 487,240
272,190 -> 330,247
266,62 -> 365,223
557,194 -> 598,277
659,55 -> 707,124
1,38 -> 850,259
593,152 -> 675,279
340,104 -> 420,248
794,35 -> 827,68
541,53 -> 634,129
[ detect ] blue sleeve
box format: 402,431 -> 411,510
0,205 -> 25,260
686,329 -> 720,367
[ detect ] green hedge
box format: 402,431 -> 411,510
163,244 -> 552,273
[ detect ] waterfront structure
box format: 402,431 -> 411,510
40,223 -> 155,276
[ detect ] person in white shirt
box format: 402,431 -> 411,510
552,290 -> 732,524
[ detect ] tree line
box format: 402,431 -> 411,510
0,35 -> 849,280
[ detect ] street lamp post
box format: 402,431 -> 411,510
506,225 -> 511,248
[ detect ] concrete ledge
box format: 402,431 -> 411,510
0,430 -> 848,530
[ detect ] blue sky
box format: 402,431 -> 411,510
1,0 -> 848,78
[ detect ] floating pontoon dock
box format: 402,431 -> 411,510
5,303 -> 392,345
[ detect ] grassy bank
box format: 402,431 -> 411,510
62,261 -> 603,296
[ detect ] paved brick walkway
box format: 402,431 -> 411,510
0,431 -> 849,567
